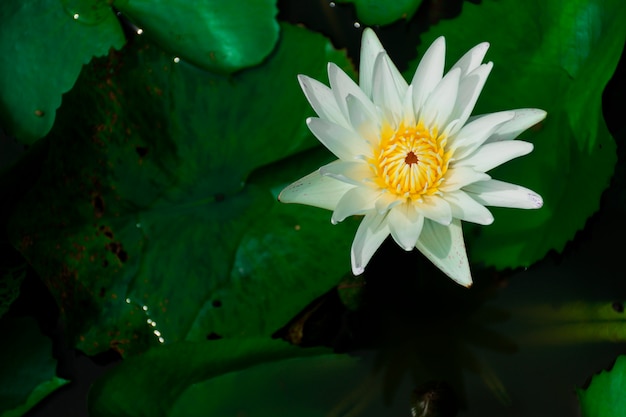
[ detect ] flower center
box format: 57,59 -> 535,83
369,122 -> 451,199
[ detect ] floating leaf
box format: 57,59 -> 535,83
0,377 -> 68,417
407,0 -> 626,268
0,0 -> 125,143
577,355 -> 626,417
88,338 -> 359,417
7,24 -> 355,356
0,317 -> 61,414
115,0 -> 279,73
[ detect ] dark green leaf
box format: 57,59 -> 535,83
115,0 -> 279,73
0,0 -> 125,143
88,338 -> 354,417
0,317 -> 64,414
577,355 -> 626,417
0,377 -> 68,417
8,24 -> 355,356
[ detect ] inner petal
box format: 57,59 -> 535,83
369,122 -> 452,200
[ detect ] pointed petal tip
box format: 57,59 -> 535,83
352,265 -> 365,276
431,36 -> 446,48
362,27 -> 375,38
451,271 -> 473,288
530,192 -> 543,208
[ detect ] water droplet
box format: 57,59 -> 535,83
354,22 -> 361,28
147,319 -> 153,324
158,337 -> 165,343
154,330 -> 161,337
150,321 -> 156,327
173,57 -> 180,63
125,298 -> 131,304
142,305 -> 148,311
329,1 -> 335,6
136,223 -> 141,228
136,28 -> 143,35
73,13 -> 79,19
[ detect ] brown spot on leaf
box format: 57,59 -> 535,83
206,332 -> 222,340
92,194 -> 105,218
105,241 -> 128,263
135,146 -> 148,157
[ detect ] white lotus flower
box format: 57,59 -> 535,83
279,28 -> 545,287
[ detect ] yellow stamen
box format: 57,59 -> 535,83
369,121 -> 452,200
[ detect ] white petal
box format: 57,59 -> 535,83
411,36 -> 446,114
444,190 -> 494,225
307,117 -> 371,160
447,62 -> 493,136
401,84 -> 416,126
320,160 -> 374,186
374,192 -> 402,213
440,166 -> 491,192
298,75 -> 349,128
346,94 -> 380,144
279,169 -> 354,211
351,211 -> 390,275
421,67 -> 461,128
415,218 -> 472,287
464,179 -> 543,209
413,194 -> 452,225
328,63 -> 373,122
484,108 -> 547,143
451,42 -> 490,76
456,140 -> 534,172
388,203 -> 424,250
449,111 -> 515,159
382,53 -> 409,98
372,53 -> 406,124
359,28 -> 386,98
332,186 -> 380,224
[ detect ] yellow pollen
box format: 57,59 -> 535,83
369,122 -> 452,199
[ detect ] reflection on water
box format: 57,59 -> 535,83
275,223 -> 625,416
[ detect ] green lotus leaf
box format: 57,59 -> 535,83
0,317 -> 65,415
115,0 -> 279,73
577,355 -> 626,417
0,377 -> 68,417
407,0 -> 626,269
88,338 -> 359,417
0,0 -> 125,143
7,23 -> 354,356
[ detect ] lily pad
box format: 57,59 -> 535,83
408,0 -> 626,269
115,0 -> 279,73
577,355 -> 626,416
0,0 -> 125,144
0,377 -> 68,417
7,23 -> 355,356
0,317 -> 61,414
88,338 -> 359,417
